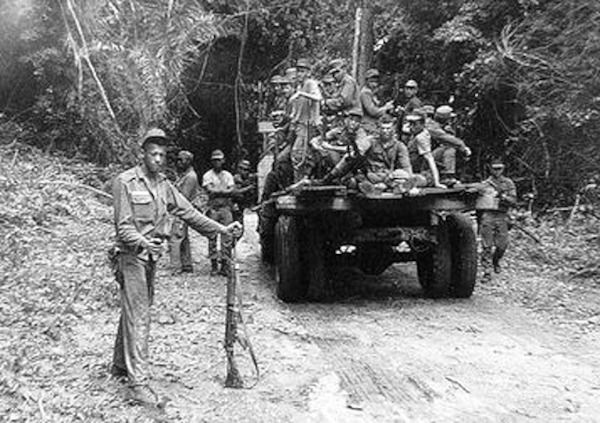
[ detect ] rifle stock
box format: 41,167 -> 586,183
224,245 -> 243,388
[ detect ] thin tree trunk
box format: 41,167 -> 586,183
352,4 -> 374,86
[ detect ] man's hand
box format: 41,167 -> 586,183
145,238 -> 164,257
225,222 -> 243,239
434,182 -> 448,189
463,146 -> 472,158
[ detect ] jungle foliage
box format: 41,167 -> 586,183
0,0 -> 598,206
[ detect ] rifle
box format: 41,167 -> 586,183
224,242 -> 259,388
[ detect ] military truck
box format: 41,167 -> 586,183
259,184 -> 480,302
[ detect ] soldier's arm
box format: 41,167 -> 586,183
500,180 -> 517,206
360,91 -> 384,118
428,125 -> 468,152
112,177 -> 149,250
167,183 -> 229,237
422,152 -> 444,188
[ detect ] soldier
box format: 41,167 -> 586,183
168,150 -> 200,273
323,58 -> 362,116
405,111 -> 446,189
110,129 -> 241,406
289,58 -> 322,182
355,113 -> 419,195
478,158 -> 517,283
202,149 -> 235,276
360,68 -> 394,134
427,105 -> 472,186
395,79 -> 423,137
232,159 -> 257,228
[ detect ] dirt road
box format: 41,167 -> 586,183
128,212 -> 598,423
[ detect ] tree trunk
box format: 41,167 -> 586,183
352,4 -> 374,86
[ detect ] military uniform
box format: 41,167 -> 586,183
169,160 -> 200,273
290,60 -> 322,182
112,164 -> 226,387
478,170 -> 517,280
202,165 -> 235,274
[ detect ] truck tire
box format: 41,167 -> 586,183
304,219 -> 328,299
448,213 -> 478,298
416,219 -> 452,298
275,215 -> 306,302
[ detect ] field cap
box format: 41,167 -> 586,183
270,75 -> 283,84
405,79 -> 418,88
365,68 -> 380,79
140,128 -> 167,147
296,58 -> 311,69
435,105 -> 454,119
379,113 -> 395,124
279,75 -> 292,85
405,111 -> 425,122
285,67 -> 298,79
321,73 -> 335,84
328,58 -> 346,72
211,149 -> 225,160
177,150 -> 194,161
238,159 -> 251,169
419,105 -> 435,116
490,158 -> 505,168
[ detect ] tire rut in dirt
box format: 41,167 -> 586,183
296,313 -> 440,406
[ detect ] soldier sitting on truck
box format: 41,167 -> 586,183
354,113 -> 424,195
406,111 -> 447,189
426,105 -> 472,187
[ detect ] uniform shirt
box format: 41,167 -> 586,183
425,118 -> 467,151
290,78 -> 321,126
175,167 -> 200,201
202,169 -> 235,209
482,175 -> 517,212
112,165 -> 224,260
325,74 -> 362,116
360,86 -> 386,131
364,135 -> 413,174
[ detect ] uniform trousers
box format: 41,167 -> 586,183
479,211 -> 509,274
206,206 -> 233,262
169,218 -> 192,271
112,253 -> 156,385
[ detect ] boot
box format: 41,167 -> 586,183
210,260 -> 219,276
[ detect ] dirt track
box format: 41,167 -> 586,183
116,212 -> 598,423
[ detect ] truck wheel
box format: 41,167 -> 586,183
275,215 -> 306,302
305,219 -> 328,299
416,220 -> 452,298
448,213 -> 478,298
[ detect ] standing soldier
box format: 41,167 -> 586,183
360,68 -> 394,134
110,129 -> 241,406
478,158 -> 517,283
289,58 -> 322,182
232,159 -> 257,228
169,150 -> 200,273
202,149 -> 235,276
